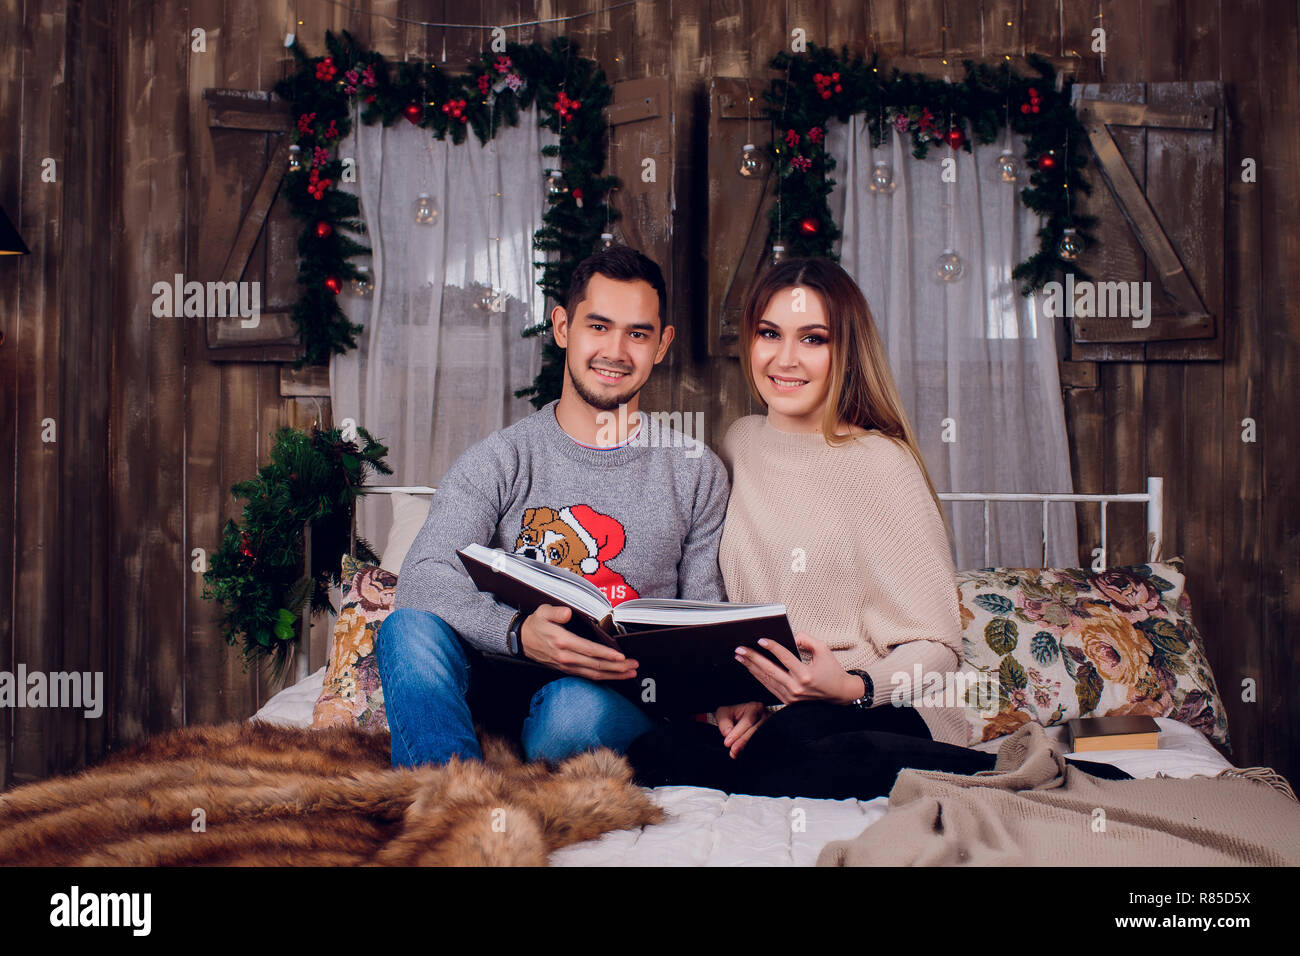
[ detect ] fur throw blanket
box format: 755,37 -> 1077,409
0,721 -> 662,866
819,721 -> 1300,866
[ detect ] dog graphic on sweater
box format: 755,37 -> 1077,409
512,505 -> 640,605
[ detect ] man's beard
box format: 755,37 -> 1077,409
568,359 -> 642,411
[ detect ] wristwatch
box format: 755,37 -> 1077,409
847,669 -> 874,709
506,611 -> 527,658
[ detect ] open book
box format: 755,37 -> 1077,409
456,544 -> 797,711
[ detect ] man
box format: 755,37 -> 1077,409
377,246 -> 729,767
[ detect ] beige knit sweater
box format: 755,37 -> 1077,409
719,415 -> 971,747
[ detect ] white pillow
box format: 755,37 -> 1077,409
381,492 -> 433,573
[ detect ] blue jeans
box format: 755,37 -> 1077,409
375,608 -> 657,767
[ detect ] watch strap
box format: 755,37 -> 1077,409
847,668 -> 874,708
506,611 -> 526,658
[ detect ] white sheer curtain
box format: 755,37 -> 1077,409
330,107 -> 557,556
827,118 -> 1078,570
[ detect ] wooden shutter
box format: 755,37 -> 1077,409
198,89 -> 303,362
706,78 -> 774,358
1069,82 -> 1225,361
605,78 -> 671,283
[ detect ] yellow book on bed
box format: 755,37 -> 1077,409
1067,716 -> 1161,752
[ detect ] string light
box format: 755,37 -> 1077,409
301,0 -> 640,31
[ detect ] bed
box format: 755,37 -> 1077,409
251,475 -> 1241,866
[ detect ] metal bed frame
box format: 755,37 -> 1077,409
303,477 -> 1165,683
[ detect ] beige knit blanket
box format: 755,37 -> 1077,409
818,722 -> 1300,866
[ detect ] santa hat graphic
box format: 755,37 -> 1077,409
558,505 -> 626,575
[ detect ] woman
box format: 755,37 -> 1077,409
627,258 -> 1126,799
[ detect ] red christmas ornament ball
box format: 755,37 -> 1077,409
1037,153 -> 1058,171
315,221 -> 332,239
798,217 -> 820,236
403,103 -> 422,124
945,127 -> 966,149
325,276 -> 342,294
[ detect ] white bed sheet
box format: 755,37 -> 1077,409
253,668 -> 1235,866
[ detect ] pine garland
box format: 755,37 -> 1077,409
201,424 -> 392,675
274,34 -> 1091,402
273,30 -> 619,407
763,45 -> 1098,293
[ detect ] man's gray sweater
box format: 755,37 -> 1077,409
394,401 -> 730,655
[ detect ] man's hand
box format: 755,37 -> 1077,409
520,604 -> 638,681
715,701 -> 768,758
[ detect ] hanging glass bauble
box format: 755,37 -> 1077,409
935,249 -> 964,283
413,193 -> 439,225
1057,227 -> 1084,262
349,266 -> 374,297
546,170 -> 568,198
738,143 -> 763,178
770,244 -> 786,265
472,286 -> 500,312
600,232 -> 616,250
997,149 -> 1022,183
868,160 -> 896,194
287,144 -> 303,173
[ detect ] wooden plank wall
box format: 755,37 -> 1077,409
1,0 -> 115,788
1,0 -> 1295,789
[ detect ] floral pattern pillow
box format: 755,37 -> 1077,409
312,554 -> 392,733
956,557 -> 1229,751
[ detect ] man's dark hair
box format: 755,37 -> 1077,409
564,245 -> 670,329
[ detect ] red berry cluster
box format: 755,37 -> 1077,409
477,74 -> 491,96
297,111 -> 317,136
307,166 -> 332,200
312,145 -> 329,168
324,119 -> 339,141
1021,87 -> 1043,114
812,71 -> 842,99
808,126 -> 825,145
494,55 -> 512,73
343,63 -> 377,95
784,128 -> 801,148
315,57 -> 337,83
791,155 -> 812,171
554,91 -> 581,121
442,98 -> 468,122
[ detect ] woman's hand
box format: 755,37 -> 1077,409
714,701 -> 768,758
734,633 -> 863,705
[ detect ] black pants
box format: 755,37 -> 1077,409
625,701 -> 1131,800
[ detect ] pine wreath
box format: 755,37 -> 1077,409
201,424 -> 392,675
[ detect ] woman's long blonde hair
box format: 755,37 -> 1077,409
738,256 -> 954,546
